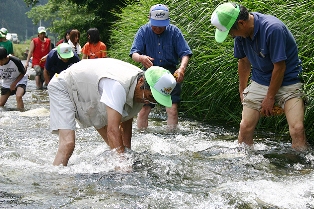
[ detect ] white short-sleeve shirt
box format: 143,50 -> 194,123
98,78 -> 128,117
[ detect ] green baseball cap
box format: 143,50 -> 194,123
145,66 -> 176,107
211,3 -> 240,43
57,43 -> 74,59
0,28 -> 8,35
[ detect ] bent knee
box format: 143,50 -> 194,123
239,119 -> 256,131
65,140 -> 75,148
16,95 -> 23,100
289,122 -> 304,133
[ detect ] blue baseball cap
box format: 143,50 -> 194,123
149,4 -> 170,27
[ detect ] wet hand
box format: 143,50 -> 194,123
260,105 -> 284,117
173,69 -> 185,83
260,98 -> 276,117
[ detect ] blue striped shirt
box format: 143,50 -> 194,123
130,23 -> 192,69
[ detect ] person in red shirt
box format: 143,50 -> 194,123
82,28 -> 107,59
25,26 -> 51,89
56,29 -> 71,46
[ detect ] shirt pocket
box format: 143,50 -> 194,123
163,45 -> 175,60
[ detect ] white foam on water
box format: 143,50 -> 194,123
19,107 -> 50,117
1,90 -> 314,208
217,177 -> 314,208
0,115 -> 13,124
132,127 -> 221,155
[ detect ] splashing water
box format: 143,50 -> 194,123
0,79 -> 313,208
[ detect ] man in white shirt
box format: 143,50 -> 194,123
48,58 -> 176,166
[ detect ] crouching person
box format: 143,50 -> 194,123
48,58 -> 176,166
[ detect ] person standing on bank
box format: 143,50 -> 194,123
130,4 -> 192,130
210,2 -> 308,150
25,26 -> 51,89
0,47 -> 28,110
48,58 -> 176,166
43,43 -> 80,85
81,28 -> 107,59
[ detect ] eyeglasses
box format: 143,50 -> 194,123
143,82 -> 157,105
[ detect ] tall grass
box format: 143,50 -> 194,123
13,43 -> 30,60
109,0 -> 314,143
109,0 -> 160,63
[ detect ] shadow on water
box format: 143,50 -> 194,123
0,79 -> 314,208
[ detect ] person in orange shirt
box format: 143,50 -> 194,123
81,28 -> 107,59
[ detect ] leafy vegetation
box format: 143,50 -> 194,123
23,0 -> 314,143
24,0 -> 135,46
109,0 -> 314,144
13,43 -> 30,60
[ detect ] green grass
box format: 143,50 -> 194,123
13,43 -> 30,60
108,0 -> 314,143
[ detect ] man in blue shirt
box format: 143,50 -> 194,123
211,2 -> 308,150
130,4 -> 192,130
44,43 -> 80,85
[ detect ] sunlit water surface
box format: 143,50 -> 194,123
1,77 -> 314,208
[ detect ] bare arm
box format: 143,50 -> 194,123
261,60 -> 286,116
238,57 -> 251,101
10,73 -> 24,91
96,120 -> 134,149
174,55 -> 190,83
43,68 -> 50,85
120,118 -> 133,149
105,106 -> 125,153
96,126 -> 109,145
25,40 -> 34,69
131,52 -> 154,69
40,54 -> 48,64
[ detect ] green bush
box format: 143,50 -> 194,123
13,43 -> 30,60
109,0 -> 314,144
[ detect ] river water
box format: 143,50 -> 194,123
0,65 -> 314,208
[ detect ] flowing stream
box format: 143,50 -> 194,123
0,68 -> 314,208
